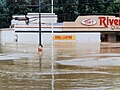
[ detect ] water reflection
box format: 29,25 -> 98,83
54,42 -> 120,90
38,51 -> 42,71
0,42 -> 120,90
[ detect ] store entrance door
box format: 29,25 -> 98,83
116,35 -> 120,42
101,34 -> 108,42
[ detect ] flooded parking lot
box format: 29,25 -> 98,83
0,42 -> 120,90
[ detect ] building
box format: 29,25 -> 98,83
7,13 -> 120,44
63,15 -> 120,43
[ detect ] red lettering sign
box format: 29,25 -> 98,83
99,17 -> 120,28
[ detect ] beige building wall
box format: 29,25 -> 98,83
63,15 -> 120,32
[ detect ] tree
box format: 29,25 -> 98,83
107,0 -> 120,14
0,0 -> 119,28
0,0 -> 10,28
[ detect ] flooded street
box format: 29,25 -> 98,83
0,42 -> 120,90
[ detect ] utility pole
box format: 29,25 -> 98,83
38,0 -> 43,53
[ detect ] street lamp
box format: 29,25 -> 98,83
51,0 -> 53,13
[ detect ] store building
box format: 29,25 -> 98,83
63,15 -> 120,42
9,13 -> 120,44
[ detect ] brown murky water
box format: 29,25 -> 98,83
0,42 -> 120,90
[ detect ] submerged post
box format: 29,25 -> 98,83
38,0 -> 43,52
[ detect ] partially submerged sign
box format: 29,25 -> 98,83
53,35 -> 76,40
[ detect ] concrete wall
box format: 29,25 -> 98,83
15,32 -> 101,44
0,28 -> 100,44
76,33 -> 101,43
11,13 -> 57,26
0,29 -> 15,43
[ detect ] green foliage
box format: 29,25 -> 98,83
107,0 -> 120,14
0,0 -> 120,28
0,0 -> 32,28
55,0 -> 120,22
0,0 -> 9,28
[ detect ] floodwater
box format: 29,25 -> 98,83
0,42 -> 120,90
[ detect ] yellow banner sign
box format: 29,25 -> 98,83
53,35 -> 76,40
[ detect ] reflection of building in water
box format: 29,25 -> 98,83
100,43 -> 120,53
1,13 -> 120,43
54,42 -> 100,61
